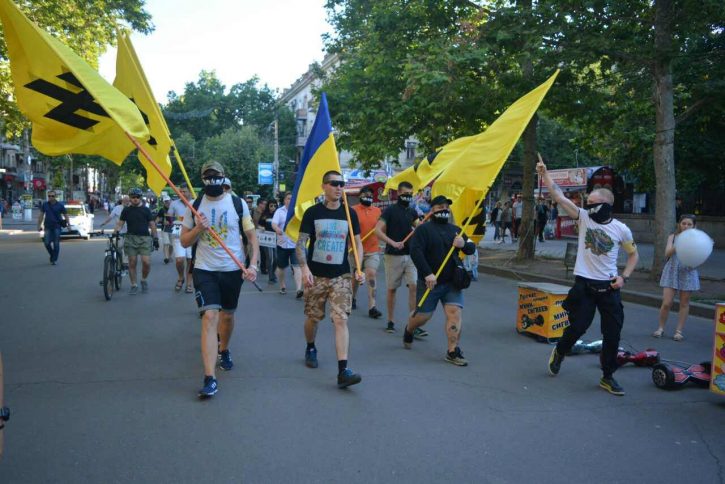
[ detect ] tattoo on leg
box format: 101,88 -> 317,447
450,325 -> 457,332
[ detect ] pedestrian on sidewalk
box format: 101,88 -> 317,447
272,192 -> 303,297
37,190 -> 70,265
375,181 -> 425,336
653,214 -> 700,341
498,201 -> 513,244
538,160 -> 639,396
536,197 -> 549,242
512,194 -> 523,241
351,186 -> 383,319
403,195 -> 477,366
296,170 -> 365,388
491,201 -> 501,241
180,161 -> 259,398
113,188 -> 159,295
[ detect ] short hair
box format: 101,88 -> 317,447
179,182 -> 188,189
322,170 -> 342,183
360,186 -> 373,195
589,188 -> 614,204
398,181 -> 413,191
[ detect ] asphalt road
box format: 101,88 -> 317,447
0,232 -> 723,483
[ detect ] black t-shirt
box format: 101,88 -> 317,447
300,202 -> 360,279
120,205 -> 153,236
156,207 -> 174,233
409,221 -> 476,284
380,202 -> 418,255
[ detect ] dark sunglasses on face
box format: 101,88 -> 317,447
326,180 -> 345,188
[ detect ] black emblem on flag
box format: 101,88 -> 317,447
461,200 -> 486,236
25,72 -> 109,130
130,98 -> 157,146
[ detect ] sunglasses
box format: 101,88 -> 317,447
48,194 -> 56,198
130,195 -> 141,199
326,180 -> 345,188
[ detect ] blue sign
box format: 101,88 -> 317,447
258,163 -> 273,185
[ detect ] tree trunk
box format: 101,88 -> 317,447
516,113 -> 538,260
651,0 -> 676,278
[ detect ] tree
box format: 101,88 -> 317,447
0,0 -> 152,138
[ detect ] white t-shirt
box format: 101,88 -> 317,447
271,205 -> 296,249
574,208 -> 635,281
109,204 -> 127,234
182,193 -> 248,272
513,200 -> 523,218
167,199 -> 188,224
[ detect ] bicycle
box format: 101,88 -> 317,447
99,232 -> 124,300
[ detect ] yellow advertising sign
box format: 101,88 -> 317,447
516,282 -> 570,343
710,303 -> 725,396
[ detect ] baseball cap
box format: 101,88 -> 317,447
430,195 -> 453,206
201,160 -> 225,176
161,193 -> 171,201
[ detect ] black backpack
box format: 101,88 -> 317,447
189,193 -> 248,262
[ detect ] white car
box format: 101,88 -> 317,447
62,202 -> 94,239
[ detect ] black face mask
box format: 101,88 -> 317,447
585,202 -> 612,224
204,185 -> 224,197
360,196 -> 373,206
398,194 -> 412,207
432,209 -> 450,224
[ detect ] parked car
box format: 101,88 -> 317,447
62,201 -> 94,239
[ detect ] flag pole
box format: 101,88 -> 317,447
172,144 -> 196,198
411,192 -> 486,317
400,210 -> 434,245
126,132 -> 263,292
341,191 -> 363,278
348,226 -> 375,254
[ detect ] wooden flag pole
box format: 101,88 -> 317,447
400,210 -> 434,245
126,132 -> 262,291
412,193 -> 486,317
341,191 -> 363,279
348,227 -> 376,254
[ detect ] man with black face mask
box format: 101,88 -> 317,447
538,160 -> 639,396
405,196 -> 476,366
351,186 -> 383,318
375,181 -> 423,335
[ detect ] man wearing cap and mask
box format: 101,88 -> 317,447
537,160 -> 639,396
180,160 -> 260,398
404,195 -> 477,366
375,181 -> 424,335
351,185 -> 383,319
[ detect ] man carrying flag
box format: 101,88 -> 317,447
296,170 -> 365,388
351,185 -> 382,319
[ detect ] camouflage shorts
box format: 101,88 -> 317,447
304,274 -> 353,322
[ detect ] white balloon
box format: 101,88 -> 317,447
674,228 -> 714,268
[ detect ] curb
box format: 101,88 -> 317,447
477,263 -> 716,320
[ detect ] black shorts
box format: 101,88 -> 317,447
276,247 -> 298,269
192,269 -> 243,314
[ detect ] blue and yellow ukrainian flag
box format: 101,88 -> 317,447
284,92 -> 342,241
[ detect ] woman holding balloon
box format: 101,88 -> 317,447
653,214 -> 705,341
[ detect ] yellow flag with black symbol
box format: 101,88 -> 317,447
433,71 -> 559,244
113,30 -> 172,195
0,0 -> 148,162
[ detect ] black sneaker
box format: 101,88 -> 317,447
386,321 -> 396,333
305,347 -> 318,368
337,368 -> 362,388
219,350 -> 233,371
296,290 -> 304,299
403,325 -> 414,349
548,347 -> 564,376
163,258 -> 169,264
599,377 -> 625,396
413,327 -> 429,339
368,307 -> 382,319
351,298 -> 357,310
445,347 -> 468,366
198,376 -> 218,398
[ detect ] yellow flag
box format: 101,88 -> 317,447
384,164 -> 419,194
0,0 -> 148,162
113,30 -> 172,194
284,93 -> 341,241
433,71 -> 559,244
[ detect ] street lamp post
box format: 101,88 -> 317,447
273,114 -> 279,198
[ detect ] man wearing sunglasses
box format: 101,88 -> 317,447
296,171 -> 365,388
113,188 -> 158,295
37,190 -> 70,265
180,161 -> 260,398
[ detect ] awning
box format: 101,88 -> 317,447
32,178 -> 46,190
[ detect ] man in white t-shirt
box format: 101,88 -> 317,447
167,184 -> 194,293
180,161 -> 259,399
538,160 -> 639,396
271,192 -> 303,298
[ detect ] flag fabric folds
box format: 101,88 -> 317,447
433,71 -> 559,244
0,0 -> 148,162
114,30 -> 172,194
285,92 -> 342,241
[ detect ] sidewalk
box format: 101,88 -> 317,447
476,231 -> 724,319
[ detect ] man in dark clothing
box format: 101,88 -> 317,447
404,195 -> 476,366
535,197 -> 550,242
375,181 -> 424,335
37,190 -> 70,265
113,187 -> 158,295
